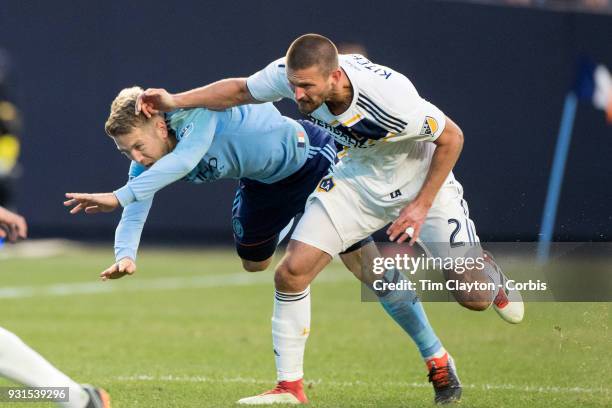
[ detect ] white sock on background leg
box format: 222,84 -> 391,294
0,327 -> 89,408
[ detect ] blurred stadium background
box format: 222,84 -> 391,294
0,0 -> 611,244
0,1 -> 611,407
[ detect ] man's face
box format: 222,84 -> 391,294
113,119 -> 172,168
287,65 -> 336,114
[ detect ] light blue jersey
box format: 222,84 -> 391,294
113,103 -> 317,262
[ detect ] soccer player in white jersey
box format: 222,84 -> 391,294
0,207 -> 111,408
136,34 -> 524,405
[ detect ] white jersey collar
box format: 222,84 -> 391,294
315,58 -> 359,124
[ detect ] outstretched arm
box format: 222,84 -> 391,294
136,79 -> 257,117
65,110 -> 222,214
98,196 -> 154,281
114,197 -> 153,263
65,162 -> 152,280
136,57 -> 292,117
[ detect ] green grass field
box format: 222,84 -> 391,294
0,245 -> 610,407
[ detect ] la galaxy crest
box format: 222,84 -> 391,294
317,177 -> 335,193
419,116 -> 438,137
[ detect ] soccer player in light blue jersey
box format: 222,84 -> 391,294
65,86 -> 349,275
65,86 -> 452,405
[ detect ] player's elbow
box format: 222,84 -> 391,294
443,117 -> 464,150
455,126 -> 464,151
438,124 -> 464,153
234,78 -> 255,106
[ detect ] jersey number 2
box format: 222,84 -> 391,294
448,219 -> 465,248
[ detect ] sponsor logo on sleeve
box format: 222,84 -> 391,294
419,116 -> 439,137
179,122 -> 194,140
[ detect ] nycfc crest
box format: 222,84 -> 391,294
232,218 -> 244,238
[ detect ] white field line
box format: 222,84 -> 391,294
115,374 -> 611,395
0,271 -> 353,299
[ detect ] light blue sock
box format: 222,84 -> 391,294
376,269 -> 443,359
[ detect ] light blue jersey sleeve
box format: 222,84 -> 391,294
114,161 -> 152,262
113,109 -> 223,207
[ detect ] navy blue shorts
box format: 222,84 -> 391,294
232,120 -> 336,262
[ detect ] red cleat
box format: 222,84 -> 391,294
484,251 -> 525,324
237,379 -> 308,405
426,353 -> 462,404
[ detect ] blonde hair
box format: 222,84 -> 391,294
104,86 -> 149,137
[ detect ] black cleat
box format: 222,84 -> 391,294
426,353 -> 462,404
82,384 -> 111,408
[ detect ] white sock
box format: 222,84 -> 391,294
272,287 -> 311,382
426,347 -> 448,361
0,327 -> 90,408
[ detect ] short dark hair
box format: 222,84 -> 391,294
286,34 -> 338,76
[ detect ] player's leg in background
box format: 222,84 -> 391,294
420,182 -> 494,311
339,239 -> 445,361
240,257 -> 272,272
231,134 -> 330,274
231,181 -> 294,273
238,218 -> 296,272
421,181 -> 524,322
340,240 -> 462,404
0,326 -> 104,408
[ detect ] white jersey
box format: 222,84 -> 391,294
246,54 -> 448,197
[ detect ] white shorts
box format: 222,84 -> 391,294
291,171 -> 480,259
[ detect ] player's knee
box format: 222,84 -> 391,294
458,299 -> 490,311
274,259 -> 308,291
241,258 -> 271,272
452,285 -> 493,311
280,255 -> 309,278
242,262 -> 265,272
